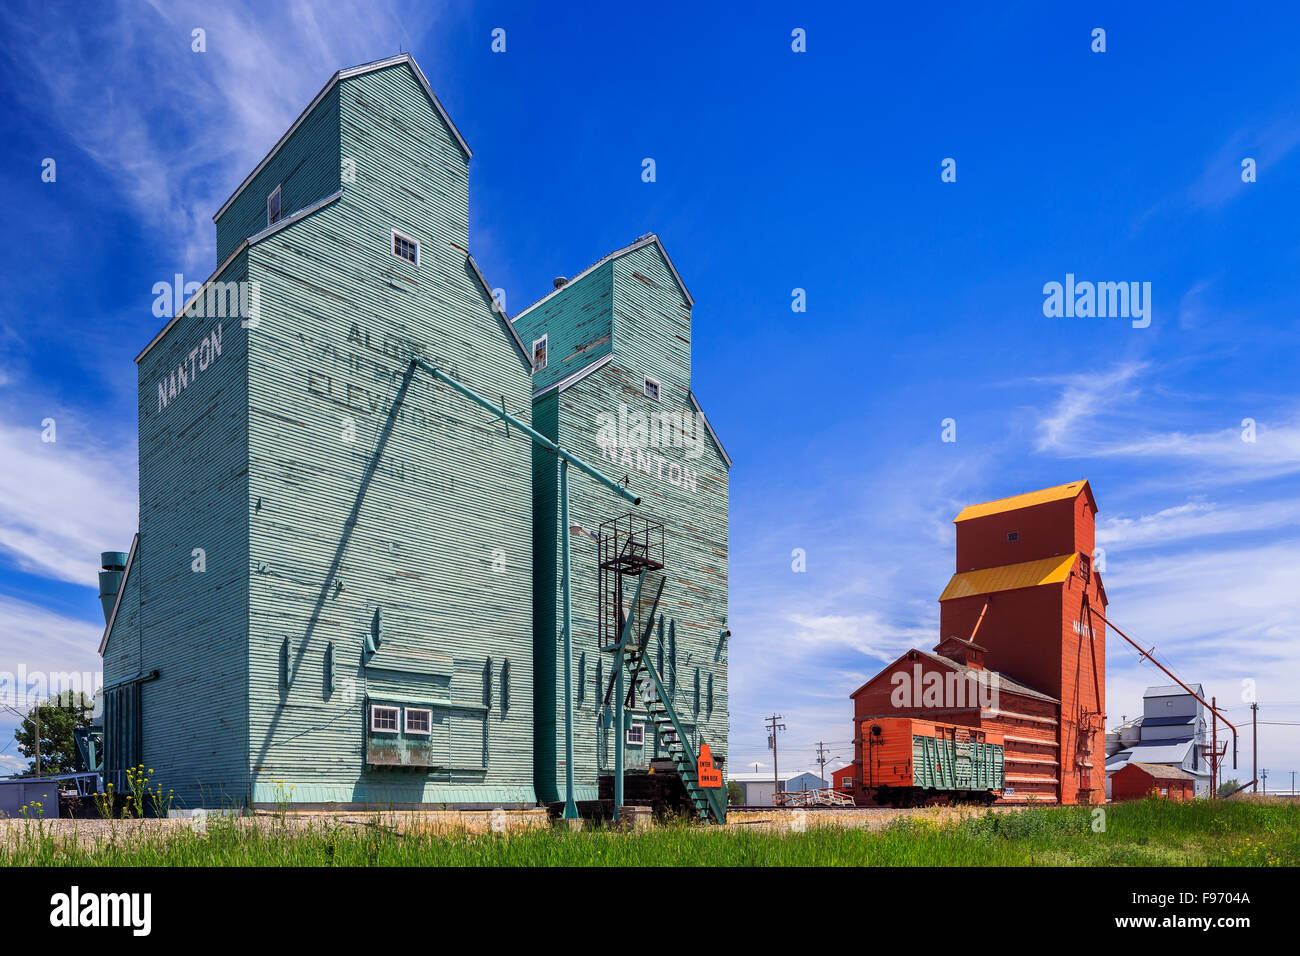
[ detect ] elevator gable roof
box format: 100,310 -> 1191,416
213,54 -> 470,222
954,480 -> 1095,523
511,233 -> 693,324
938,552 -> 1078,602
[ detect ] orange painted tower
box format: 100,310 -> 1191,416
938,480 -> 1107,804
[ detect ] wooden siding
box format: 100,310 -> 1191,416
112,56 -> 727,810
514,264 -> 614,392
850,649 -> 1060,803
940,490 -> 1107,805
530,244 -> 729,804
132,250 -> 251,808
241,63 -> 534,806
101,543 -> 142,686
612,243 -> 691,393
955,488 -> 1095,573
216,87 -> 341,264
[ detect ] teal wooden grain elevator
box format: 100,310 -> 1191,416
94,55 -> 731,816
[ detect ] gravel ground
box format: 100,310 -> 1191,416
723,805 -> 1017,832
3,804 -> 1018,850
1,808 -> 552,850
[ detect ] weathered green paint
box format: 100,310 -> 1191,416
215,84 -> 341,264
911,735 -> 1006,791
100,56 -> 730,814
104,245 -> 251,805
519,236 -> 731,806
631,636 -> 725,822
105,58 -> 539,809
558,459 -> 578,818
523,264 -> 614,394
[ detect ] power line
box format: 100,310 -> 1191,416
814,741 -> 831,785
765,714 -> 785,793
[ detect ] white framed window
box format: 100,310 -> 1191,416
405,707 -> 432,735
626,723 -> 645,746
391,229 -> 420,266
841,776 -> 854,788
643,375 -> 660,401
370,704 -> 399,733
532,335 -> 548,372
267,184 -> 283,226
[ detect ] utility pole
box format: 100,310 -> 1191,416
815,741 -> 830,788
1261,769 -> 1269,794
1252,702 -> 1258,793
765,714 -> 785,799
34,703 -> 41,777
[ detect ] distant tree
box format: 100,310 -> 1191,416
727,780 -> 744,806
1217,778 -> 1242,799
12,691 -> 92,776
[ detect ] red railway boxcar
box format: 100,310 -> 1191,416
855,717 -> 1006,807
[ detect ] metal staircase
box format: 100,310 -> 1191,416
628,641 -> 726,823
600,564 -> 725,824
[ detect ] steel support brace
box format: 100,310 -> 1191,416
409,360 -> 642,817
560,459 -> 578,819
412,360 -> 639,506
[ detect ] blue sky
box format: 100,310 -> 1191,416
1,1 -> 1297,789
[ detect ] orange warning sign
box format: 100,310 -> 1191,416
697,743 -> 722,788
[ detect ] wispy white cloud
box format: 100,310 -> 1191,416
0,592 -> 103,711
1,0 -> 443,270
1106,542 -> 1300,656
1033,362 -> 1147,454
1132,117 -> 1300,235
1176,277 -> 1217,330
0,420 -> 135,586
728,459 -> 962,775
1099,497 -> 1300,551
1187,119 -> 1300,211
1102,540 -> 1300,772
0,753 -> 26,774
1032,361 -> 1300,484
785,612 -> 934,662
1098,420 -> 1300,476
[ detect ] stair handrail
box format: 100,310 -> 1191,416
637,651 -> 726,823
624,577 -> 666,708
601,570 -> 647,710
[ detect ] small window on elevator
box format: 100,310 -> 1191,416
1006,531 -> 1019,542
370,705 -> 399,733
267,184 -> 282,226
405,708 -> 432,735
391,229 -> 420,266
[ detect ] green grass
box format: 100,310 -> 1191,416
4,800 -> 1297,866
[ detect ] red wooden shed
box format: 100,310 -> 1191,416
1110,762 -> 1196,802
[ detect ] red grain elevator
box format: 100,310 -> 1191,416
938,480 -> 1107,804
